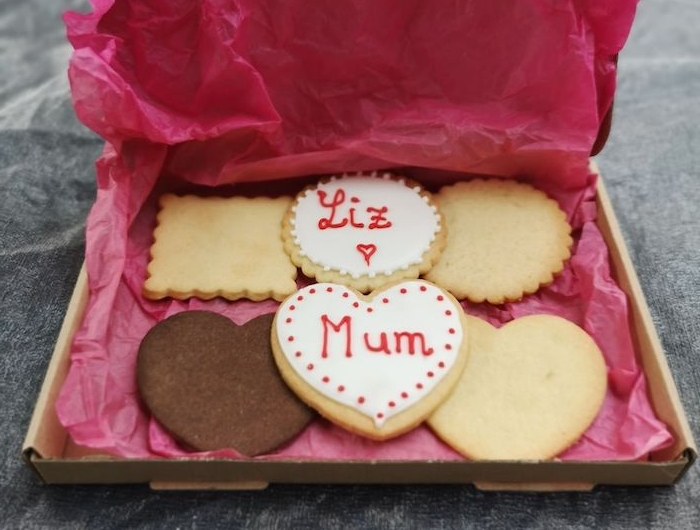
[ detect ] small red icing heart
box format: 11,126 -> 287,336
356,243 -> 377,266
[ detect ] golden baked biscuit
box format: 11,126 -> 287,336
424,179 -> 572,303
428,315 -> 607,460
143,194 -> 297,302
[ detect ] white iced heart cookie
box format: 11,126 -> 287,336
271,280 -> 470,440
428,315 -> 607,460
283,172 -> 446,293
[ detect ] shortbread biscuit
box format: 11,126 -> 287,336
137,311 -> 315,456
424,179 -> 572,303
271,280 -> 470,440
283,172 -> 446,293
428,315 -> 607,460
143,194 -> 297,302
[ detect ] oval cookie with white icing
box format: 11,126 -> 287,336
270,280 -> 470,440
283,172 -> 446,293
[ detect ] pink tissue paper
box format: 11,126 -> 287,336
56,0 -> 672,461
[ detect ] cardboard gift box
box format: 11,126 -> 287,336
23,0 -> 696,489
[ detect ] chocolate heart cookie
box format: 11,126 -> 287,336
137,311 -> 315,456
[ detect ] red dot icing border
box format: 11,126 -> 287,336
276,280 -> 464,428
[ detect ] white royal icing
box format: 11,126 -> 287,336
275,280 -> 464,427
291,172 -> 441,279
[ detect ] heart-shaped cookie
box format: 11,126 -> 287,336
271,280 -> 470,440
428,315 -> 607,460
137,311 -> 315,456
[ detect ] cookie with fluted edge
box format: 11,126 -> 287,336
143,193 -> 297,302
271,279 -> 470,440
424,179 -> 572,303
428,315 -> 607,460
282,171 -> 447,293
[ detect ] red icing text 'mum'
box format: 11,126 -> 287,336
275,280 -> 464,426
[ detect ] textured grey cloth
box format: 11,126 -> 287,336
2,0 -> 698,528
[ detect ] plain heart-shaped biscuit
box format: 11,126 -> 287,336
428,315 -> 607,460
271,280 -> 470,440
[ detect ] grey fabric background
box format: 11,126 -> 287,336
2,0 -> 698,528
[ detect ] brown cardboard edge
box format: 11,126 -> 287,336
592,162 -> 697,468
22,265 -> 89,477
22,170 -> 697,489
21,452 -> 694,489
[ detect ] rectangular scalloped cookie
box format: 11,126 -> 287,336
143,194 -> 297,302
